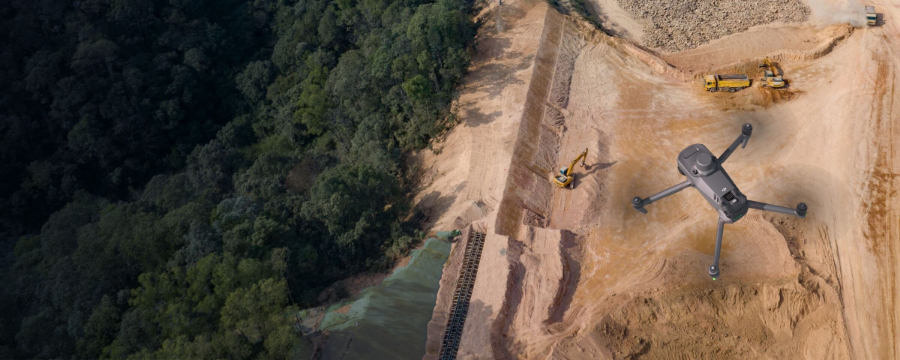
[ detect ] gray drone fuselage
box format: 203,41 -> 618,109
677,144 -> 749,224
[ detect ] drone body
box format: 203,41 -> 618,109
677,144 -> 749,224
631,123 -> 807,280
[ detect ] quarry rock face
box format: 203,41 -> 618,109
617,0 -> 811,52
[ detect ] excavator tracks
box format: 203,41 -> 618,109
439,231 -> 486,360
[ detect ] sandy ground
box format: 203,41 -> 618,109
417,0 -> 900,358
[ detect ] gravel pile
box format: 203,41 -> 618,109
617,0 -> 811,52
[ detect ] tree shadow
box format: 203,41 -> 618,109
414,189 -> 459,230
459,48 -> 532,103
462,106 -> 503,128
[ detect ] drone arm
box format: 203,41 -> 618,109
632,180 -> 692,213
709,218 -> 725,279
748,200 -> 808,218
718,123 -> 753,164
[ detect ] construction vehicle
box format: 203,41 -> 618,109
758,57 -> 785,88
704,74 -> 750,93
866,6 -> 876,26
554,148 -> 588,188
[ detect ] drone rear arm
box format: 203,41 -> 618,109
632,180 -> 692,213
748,200 -> 807,218
718,123 -> 753,164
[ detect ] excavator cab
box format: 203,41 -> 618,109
556,167 -> 569,184
758,57 -> 785,88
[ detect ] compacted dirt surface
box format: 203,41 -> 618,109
416,0 -> 899,358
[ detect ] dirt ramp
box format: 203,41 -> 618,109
661,24 -> 854,78
495,7 -> 566,237
496,228 -> 575,354
454,231 -> 512,359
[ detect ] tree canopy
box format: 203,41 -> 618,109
0,0 -> 476,357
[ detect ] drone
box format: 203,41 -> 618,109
631,123 -> 807,280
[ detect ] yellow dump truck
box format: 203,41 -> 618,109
866,6 -> 876,26
704,74 -> 750,93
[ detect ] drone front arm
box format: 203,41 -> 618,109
747,200 -> 807,218
718,123 -> 753,164
632,180 -> 692,213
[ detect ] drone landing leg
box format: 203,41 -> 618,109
632,180 -> 692,213
709,218 -> 725,280
747,200 -> 808,218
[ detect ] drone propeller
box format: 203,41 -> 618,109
796,202 -> 807,218
740,123 -> 752,148
632,197 -> 647,214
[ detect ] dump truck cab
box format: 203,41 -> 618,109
704,75 -> 716,91
866,6 -> 876,26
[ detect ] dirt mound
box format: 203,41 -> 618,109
617,0 -> 810,52
595,278 -> 848,359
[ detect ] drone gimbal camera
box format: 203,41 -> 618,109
631,123 -> 807,280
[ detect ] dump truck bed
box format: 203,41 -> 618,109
715,74 -> 750,88
717,74 -> 749,81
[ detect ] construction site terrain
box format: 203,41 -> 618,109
415,0 -> 899,358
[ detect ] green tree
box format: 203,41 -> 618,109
78,296 -> 121,358
236,61 -> 276,103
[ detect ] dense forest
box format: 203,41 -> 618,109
0,0 -> 476,357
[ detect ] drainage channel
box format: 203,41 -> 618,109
439,231 -> 486,360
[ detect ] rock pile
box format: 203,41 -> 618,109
617,0 -> 811,52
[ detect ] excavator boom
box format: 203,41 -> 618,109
567,148 -> 589,176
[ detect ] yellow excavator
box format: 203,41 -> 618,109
758,57 -> 785,88
553,148 -> 588,188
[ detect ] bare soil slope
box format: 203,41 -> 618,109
418,0 -> 900,358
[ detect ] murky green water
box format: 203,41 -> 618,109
320,238 -> 451,359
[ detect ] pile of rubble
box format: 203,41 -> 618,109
618,0 -> 811,52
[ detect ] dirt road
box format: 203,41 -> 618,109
417,0 -> 899,358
